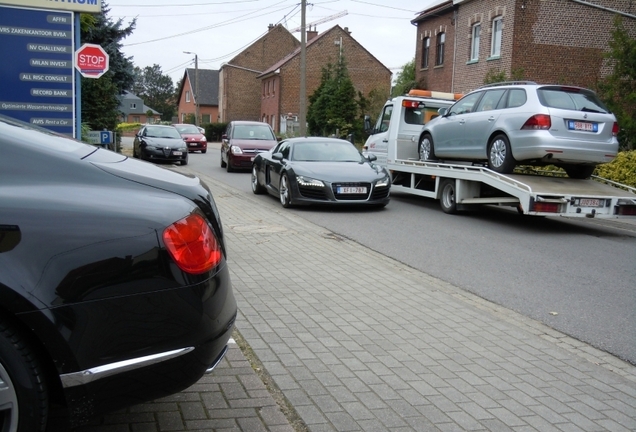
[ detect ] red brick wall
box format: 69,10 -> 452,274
275,26 -> 391,124
414,8 -> 456,93
177,77 -> 195,121
220,25 -> 300,123
511,0 -> 636,89
260,76 -> 280,131
414,0 -> 635,93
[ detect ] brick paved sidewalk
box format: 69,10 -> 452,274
60,158 -> 636,431
48,338 -> 295,432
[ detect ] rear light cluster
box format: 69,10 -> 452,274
163,213 -> 222,274
521,114 -> 551,130
530,201 -> 561,213
612,122 -> 619,137
616,205 -> 636,216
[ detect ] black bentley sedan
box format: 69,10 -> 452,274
251,137 -> 391,208
133,124 -> 189,165
0,116 -> 236,430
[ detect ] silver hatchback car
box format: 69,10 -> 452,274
420,82 -> 619,179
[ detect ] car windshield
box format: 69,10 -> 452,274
145,126 -> 182,139
175,124 -> 200,134
291,141 -> 363,162
537,87 -> 610,113
233,125 -> 275,140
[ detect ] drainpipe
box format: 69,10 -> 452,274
451,8 -> 458,92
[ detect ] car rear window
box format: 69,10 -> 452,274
537,87 -> 610,113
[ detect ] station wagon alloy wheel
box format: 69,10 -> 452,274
419,134 -> 435,161
488,135 -> 515,174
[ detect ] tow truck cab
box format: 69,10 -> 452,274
363,90 -> 461,166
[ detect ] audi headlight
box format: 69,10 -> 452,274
297,176 -> 325,187
376,177 -> 390,188
230,145 -> 243,155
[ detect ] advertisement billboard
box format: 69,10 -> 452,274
0,5 -> 75,135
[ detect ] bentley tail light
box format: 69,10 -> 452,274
163,213 -> 222,274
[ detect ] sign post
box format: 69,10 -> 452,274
74,43 -> 109,79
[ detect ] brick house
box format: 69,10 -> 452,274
176,68 -> 219,125
257,25 -> 392,135
218,24 -> 300,123
413,0 -> 636,94
117,91 -> 161,124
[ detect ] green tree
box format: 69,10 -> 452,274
307,57 -> 358,138
131,65 -> 176,121
597,16 -> 636,150
80,3 -> 135,131
391,58 -> 417,97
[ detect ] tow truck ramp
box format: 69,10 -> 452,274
388,159 -> 636,218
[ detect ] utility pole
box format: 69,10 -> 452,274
184,51 -> 199,126
299,0 -> 307,136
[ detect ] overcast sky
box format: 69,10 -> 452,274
107,0 -> 439,85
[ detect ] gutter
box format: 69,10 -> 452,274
570,0 -> 636,19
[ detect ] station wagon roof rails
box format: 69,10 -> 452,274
478,81 -> 537,89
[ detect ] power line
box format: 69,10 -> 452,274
123,0 -> 291,47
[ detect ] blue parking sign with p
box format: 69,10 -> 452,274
100,131 -> 112,144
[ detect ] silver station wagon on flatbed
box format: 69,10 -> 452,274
420,82 -> 620,179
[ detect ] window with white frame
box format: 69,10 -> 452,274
435,32 -> 445,66
130,103 -> 136,109
491,17 -> 502,57
470,23 -> 481,61
421,37 -> 430,68
185,91 -> 191,103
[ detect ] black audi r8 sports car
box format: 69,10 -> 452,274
251,137 -> 391,208
0,115 -> 236,431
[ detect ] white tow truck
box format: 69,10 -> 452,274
363,90 -> 636,218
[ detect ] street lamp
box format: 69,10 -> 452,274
183,51 -> 200,126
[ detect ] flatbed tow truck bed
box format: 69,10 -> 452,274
388,159 -> 636,218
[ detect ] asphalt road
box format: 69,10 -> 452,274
124,139 -> 636,365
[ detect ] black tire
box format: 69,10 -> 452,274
220,153 -> 227,168
439,178 -> 457,214
487,134 -> 515,174
132,146 -> 138,158
0,320 -> 48,432
202,149 -> 207,154
563,165 -> 595,179
226,156 -> 234,172
181,157 -> 188,166
419,134 -> 436,161
279,173 -> 292,208
251,166 -> 265,194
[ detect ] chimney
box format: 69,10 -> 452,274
268,24 -> 274,31
344,27 -> 351,35
307,26 -> 318,41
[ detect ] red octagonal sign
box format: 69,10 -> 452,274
75,43 -> 109,79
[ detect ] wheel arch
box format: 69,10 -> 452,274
487,130 -> 513,158
0,291 -> 69,408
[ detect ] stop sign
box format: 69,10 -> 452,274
75,43 -> 109,79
